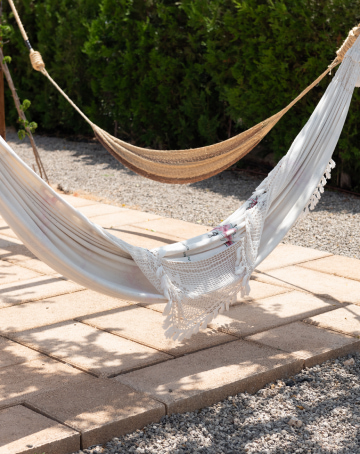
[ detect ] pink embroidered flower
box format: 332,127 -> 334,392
208,223 -> 237,247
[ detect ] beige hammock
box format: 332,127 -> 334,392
8,0 -> 360,183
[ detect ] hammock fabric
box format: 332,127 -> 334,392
0,36 -> 359,340
7,0 -> 360,183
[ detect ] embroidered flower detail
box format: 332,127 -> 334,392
208,223 -> 237,247
246,196 -> 258,210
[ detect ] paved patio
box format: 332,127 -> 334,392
0,194 -> 359,454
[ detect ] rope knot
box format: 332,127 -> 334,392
30,49 -> 45,71
336,24 -> 360,62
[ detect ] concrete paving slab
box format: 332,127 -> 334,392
256,244 -> 332,272
58,194 -> 98,208
132,218 -> 212,239
0,237 -> 36,262
91,210 -> 162,228
0,275 -> 84,308
247,322 -> 360,368
78,203 -> 127,218
106,225 -> 182,250
12,321 -> 171,377
116,340 -> 303,415
0,337 -> 41,369
305,304 -> 360,337
253,265 -> 360,304
78,305 -> 236,357
299,255 -> 360,282
208,291 -> 340,337
0,260 -> 40,285
0,405 -> 79,454
15,258 -> 58,275
0,357 -> 92,408
26,379 -> 165,449
0,226 -> 17,239
0,290 -> 131,334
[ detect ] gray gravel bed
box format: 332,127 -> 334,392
5,132 -> 360,454
78,354 -> 360,454
7,131 -> 360,260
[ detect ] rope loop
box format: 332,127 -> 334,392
336,24 -> 360,61
29,49 -> 45,71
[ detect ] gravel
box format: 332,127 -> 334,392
7,131 -> 360,260
80,354 -> 360,454
6,131 -> 360,453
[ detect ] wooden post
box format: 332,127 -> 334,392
0,1 -> 5,140
0,65 -> 5,140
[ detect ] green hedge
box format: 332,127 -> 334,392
3,0 -> 360,188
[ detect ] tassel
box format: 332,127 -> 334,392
156,266 -> 163,279
162,315 -> 172,328
163,300 -> 172,316
201,318 -> 208,330
235,265 -> 245,275
184,327 -> 194,339
225,301 -> 230,311
193,323 -> 200,335
164,325 -> 176,338
177,331 -> 187,342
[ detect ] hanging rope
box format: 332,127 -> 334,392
6,0 -> 360,184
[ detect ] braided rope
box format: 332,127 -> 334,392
336,24 -> 360,61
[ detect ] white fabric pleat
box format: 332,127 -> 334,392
0,37 -> 359,339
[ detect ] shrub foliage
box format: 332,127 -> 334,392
3,0 -> 360,186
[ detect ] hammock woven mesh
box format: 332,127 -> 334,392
7,0 -> 360,183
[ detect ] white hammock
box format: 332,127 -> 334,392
0,38 -> 359,341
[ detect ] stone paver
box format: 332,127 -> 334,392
299,255 -> 360,282
247,321 -> 360,368
133,217 -> 212,239
0,357 -> 92,407
0,290 -> 131,334
208,291 -> 340,337
0,405 -> 80,454
0,194 -> 359,452
0,236 -> 36,262
15,258 -> 58,275
90,210 -> 162,228
58,194 -> 98,207
106,225 -> 182,250
0,336 -> 41,368
253,265 -> 360,304
256,244 -> 332,272
12,320 -> 171,377
0,219 -> 18,239
78,202 -> 126,218
305,304 -> 360,337
78,305 -> 236,357
0,275 -> 83,308
116,340 -> 303,414
0,260 -> 40,285
26,379 -> 165,449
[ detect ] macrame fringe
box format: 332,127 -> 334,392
162,289 -> 242,341
162,262 -> 252,341
301,159 -> 335,219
